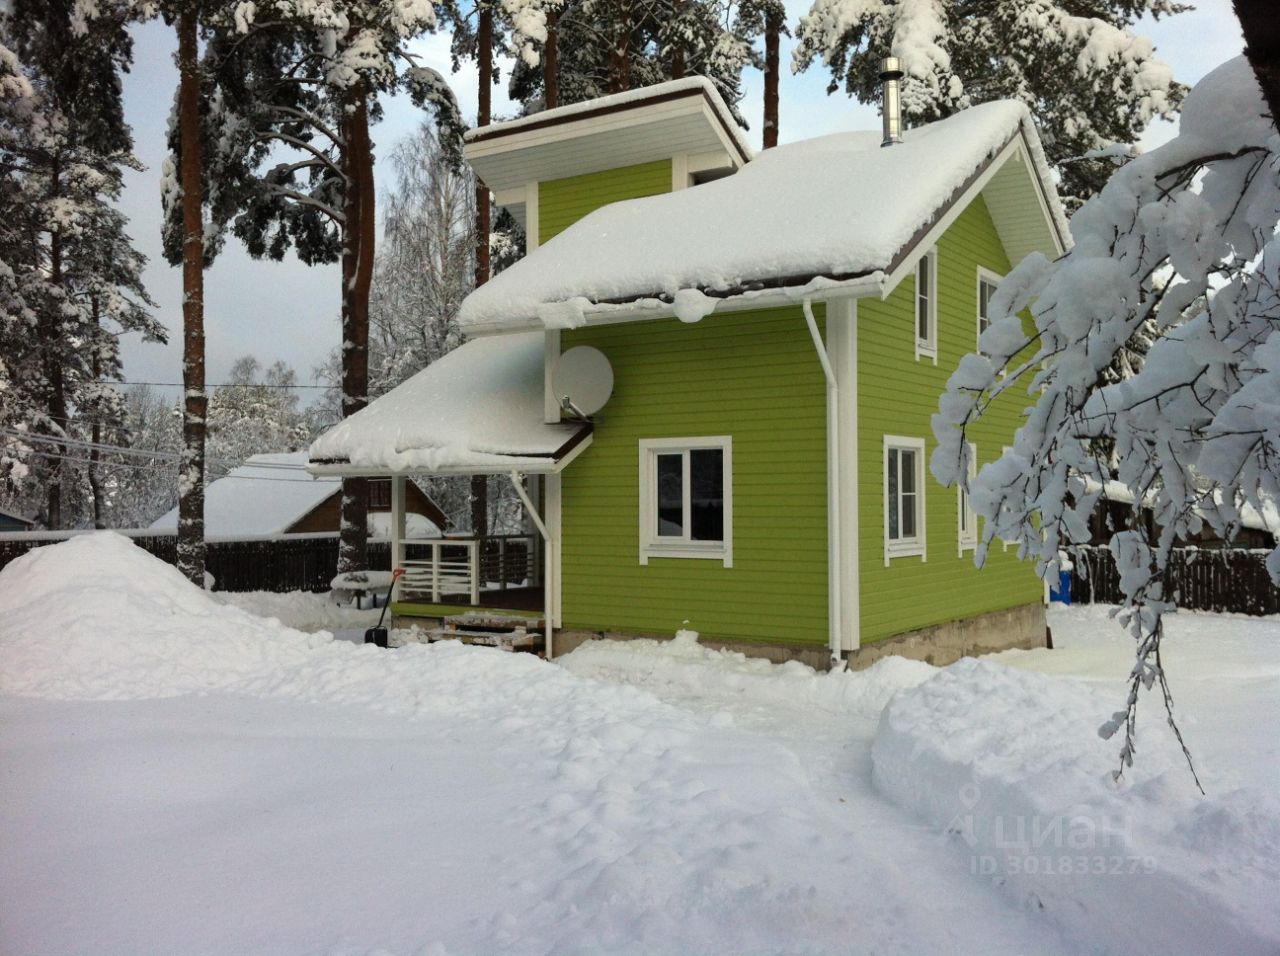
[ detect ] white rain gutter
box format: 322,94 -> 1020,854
510,471 -> 554,659
803,296 -> 844,669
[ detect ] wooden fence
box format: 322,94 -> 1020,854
1071,546 -> 1279,616
0,530 -> 390,593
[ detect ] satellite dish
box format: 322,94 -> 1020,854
552,346 -> 614,417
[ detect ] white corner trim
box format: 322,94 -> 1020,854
671,153 -> 690,191
883,434 -> 927,567
830,298 -> 860,651
543,329 -> 561,424
637,436 -> 733,568
525,180 -> 540,253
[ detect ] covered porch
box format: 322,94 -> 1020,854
306,332 -> 593,655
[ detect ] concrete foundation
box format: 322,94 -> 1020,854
551,602 -> 1047,670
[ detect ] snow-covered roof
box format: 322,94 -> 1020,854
308,332 -> 589,476
460,100 -> 1067,333
0,508 -> 33,527
151,453 -> 338,537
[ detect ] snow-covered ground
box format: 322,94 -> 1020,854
1,533 -> 1276,955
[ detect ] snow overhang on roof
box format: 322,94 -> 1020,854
458,100 -> 1069,335
307,332 -> 591,477
463,77 -> 752,202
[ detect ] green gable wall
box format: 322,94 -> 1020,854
539,159 -> 672,245
856,194 -> 1041,643
560,307 -> 829,644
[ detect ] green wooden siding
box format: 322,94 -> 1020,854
560,307 -> 829,644
856,195 -> 1041,643
539,159 -> 672,245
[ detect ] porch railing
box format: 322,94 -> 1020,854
399,534 -> 539,605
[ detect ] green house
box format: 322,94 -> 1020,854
309,78 -> 1068,668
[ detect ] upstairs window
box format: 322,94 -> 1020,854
639,437 -> 733,566
369,479 -> 391,509
976,269 -> 1002,355
916,249 -> 938,361
884,436 -> 926,564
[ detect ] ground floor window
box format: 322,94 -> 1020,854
639,436 -> 733,566
884,435 -> 926,564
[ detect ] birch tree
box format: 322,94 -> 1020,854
932,34 -> 1280,783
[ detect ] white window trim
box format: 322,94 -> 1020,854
958,442 -> 978,556
883,435 -> 927,566
915,248 -> 938,363
638,436 -> 733,567
976,267 -> 1002,356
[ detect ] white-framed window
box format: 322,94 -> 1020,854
958,442 -> 978,556
884,435 -> 926,565
915,248 -> 938,362
639,436 -> 732,566
976,267 -> 1002,355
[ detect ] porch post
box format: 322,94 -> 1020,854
509,471 -> 554,659
391,475 -> 406,603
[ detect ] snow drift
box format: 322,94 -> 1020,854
873,658 -> 1280,956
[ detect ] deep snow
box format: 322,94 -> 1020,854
1,533 -> 1276,955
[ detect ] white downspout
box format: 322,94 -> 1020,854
510,471 -> 553,659
804,297 -> 844,669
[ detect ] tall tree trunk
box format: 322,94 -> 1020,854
544,8 -> 559,109
87,296 -> 105,529
608,0 -> 632,93
176,8 -> 207,585
1234,0 -> 1280,122
44,155 -> 66,530
338,80 -> 374,574
762,6 -> 780,149
471,5 -> 495,534
475,4 -> 492,287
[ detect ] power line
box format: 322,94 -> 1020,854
102,380 -> 335,389
23,448 -> 336,484
0,428 -> 316,473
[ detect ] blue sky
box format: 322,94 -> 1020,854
114,1 -> 1247,402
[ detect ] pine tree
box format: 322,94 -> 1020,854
195,0 -> 463,572
792,0 -> 1187,208
0,2 -> 161,530
506,0 -> 753,117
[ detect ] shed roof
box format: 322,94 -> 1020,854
459,100 -> 1067,333
151,453 -> 340,537
308,332 -> 589,476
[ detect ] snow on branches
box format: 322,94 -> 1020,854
932,56 -> 1279,785
792,0 -> 1185,207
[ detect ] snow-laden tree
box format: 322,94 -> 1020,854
206,357 -> 313,481
932,50 -> 1280,785
505,0 -> 753,119
0,3 -> 161,529
193,0 -> 463,573
792,0 -> 1186,208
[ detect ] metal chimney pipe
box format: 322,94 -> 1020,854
880,57 -> 904,147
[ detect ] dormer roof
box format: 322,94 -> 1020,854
463,77 -> 751,198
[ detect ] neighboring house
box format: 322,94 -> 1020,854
1081,479 -> 1278,551
151,452 -> 447,538
0,508 -> 34,532
309,76 -> 1067,667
